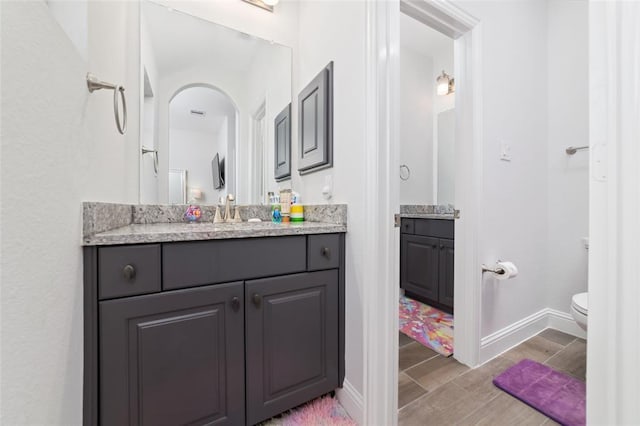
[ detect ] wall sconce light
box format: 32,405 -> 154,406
242,0 -> 278,12
436,70 -> 455,96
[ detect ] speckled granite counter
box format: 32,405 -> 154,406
82,202 -> 347,246
399,213 -> 454,220
399,204 -> 454,220
84,221 -> 346,246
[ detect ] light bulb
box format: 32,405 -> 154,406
263,0 -> 279,6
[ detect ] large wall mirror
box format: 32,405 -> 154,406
139,1 -> 293,205
399,13 -> 455,207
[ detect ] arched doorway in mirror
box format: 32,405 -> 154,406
168,84 -> 238,205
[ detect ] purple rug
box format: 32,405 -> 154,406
493,359 -> 585,426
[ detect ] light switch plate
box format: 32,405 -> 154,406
500,142 -> 512,162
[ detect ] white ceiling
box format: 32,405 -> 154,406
400,13 -> 453,57
169,86 -> 235,134
143,1 -> 269,75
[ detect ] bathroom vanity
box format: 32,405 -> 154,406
83,204 -> 346,426
400,216 -> 454,313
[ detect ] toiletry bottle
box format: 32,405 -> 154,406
271,204 -> 282,223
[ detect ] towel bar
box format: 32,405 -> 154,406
86,73 -> 127,135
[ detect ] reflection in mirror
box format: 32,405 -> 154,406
398,12 -> 455,206
139,1 -> 293,205
436,109 -> 455,205
168,169 -> 187,204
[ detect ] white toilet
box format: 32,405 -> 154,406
570,292 -> 588,331
570,237 -> 589,331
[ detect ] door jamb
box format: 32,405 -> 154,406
362,1 -> 482,423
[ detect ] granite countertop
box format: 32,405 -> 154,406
399,213 -> 454,220
399,204 -> 455,220
84,221 -> 346,246
83,202 -> 347,246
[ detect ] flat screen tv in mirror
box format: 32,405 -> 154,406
138,1 -> 293,205
212,153 -> 225,190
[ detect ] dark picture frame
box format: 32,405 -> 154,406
274,103 -> 291,182
298,61 -> 333,175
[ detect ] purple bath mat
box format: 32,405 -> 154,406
493,359 -> 585,426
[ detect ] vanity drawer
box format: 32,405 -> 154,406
307,234 -> 341,271
162,236 -> 307,290
414,219 -> 454,239
98,244 -> 161,300
400,219 -> 415,234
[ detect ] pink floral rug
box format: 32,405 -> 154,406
399,295 -> 454,356
263,395 -> 356,426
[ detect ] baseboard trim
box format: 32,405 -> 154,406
336,379 -> 363,425
479,308 -> 586,365
479,309 -> 549,364
546,308 -> 587,340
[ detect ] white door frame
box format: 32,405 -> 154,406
362,0 -> 481,424
588,2 -> 640,423
250,101 -> 267,204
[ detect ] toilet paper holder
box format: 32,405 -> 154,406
481,262 -> 506,275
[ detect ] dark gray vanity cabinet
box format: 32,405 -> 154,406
245,270 -> 338,425
84,233 -> 345,426
99,282 -> 245,426
400,219 -> 454,313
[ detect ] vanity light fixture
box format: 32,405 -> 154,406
241,0 -> 276,12
436,70 -> 455,96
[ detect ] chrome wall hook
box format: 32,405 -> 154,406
86,73 -> 127,135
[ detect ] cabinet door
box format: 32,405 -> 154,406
400,234 -> 440,303
274,103 -> 291,181
245,270 -> 339,425
100,282 -> 244,426
438,238 -> 455,310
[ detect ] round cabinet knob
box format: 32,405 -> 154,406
122,264 -> 136,281
252,293 -> 262,308
321,247 -> 331,259
440,245 -> 445,249
230,297 -> 240,312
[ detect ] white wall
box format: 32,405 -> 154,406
86,2 -> 140,203
296,1 -> 367,416
140,13 -> 160,203
546,0 -> 589,313
160,0 -> 299,50
431,42 -> 455,205
244,43 -> 293,203
456,0 -> 550,338
45,0 -> 88,61
169,124 -> 227,204
1,2 -> 139,424
399,47 -> 435,205
437,109 -> 456,205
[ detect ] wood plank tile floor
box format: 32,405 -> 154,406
398,328 -> 586,425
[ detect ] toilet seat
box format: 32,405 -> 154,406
571,292 -> 588,316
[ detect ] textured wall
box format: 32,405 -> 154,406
1,2 -> 139,423
1,3 -> 87,424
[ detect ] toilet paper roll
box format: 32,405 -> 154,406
495,261 -> 518,280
